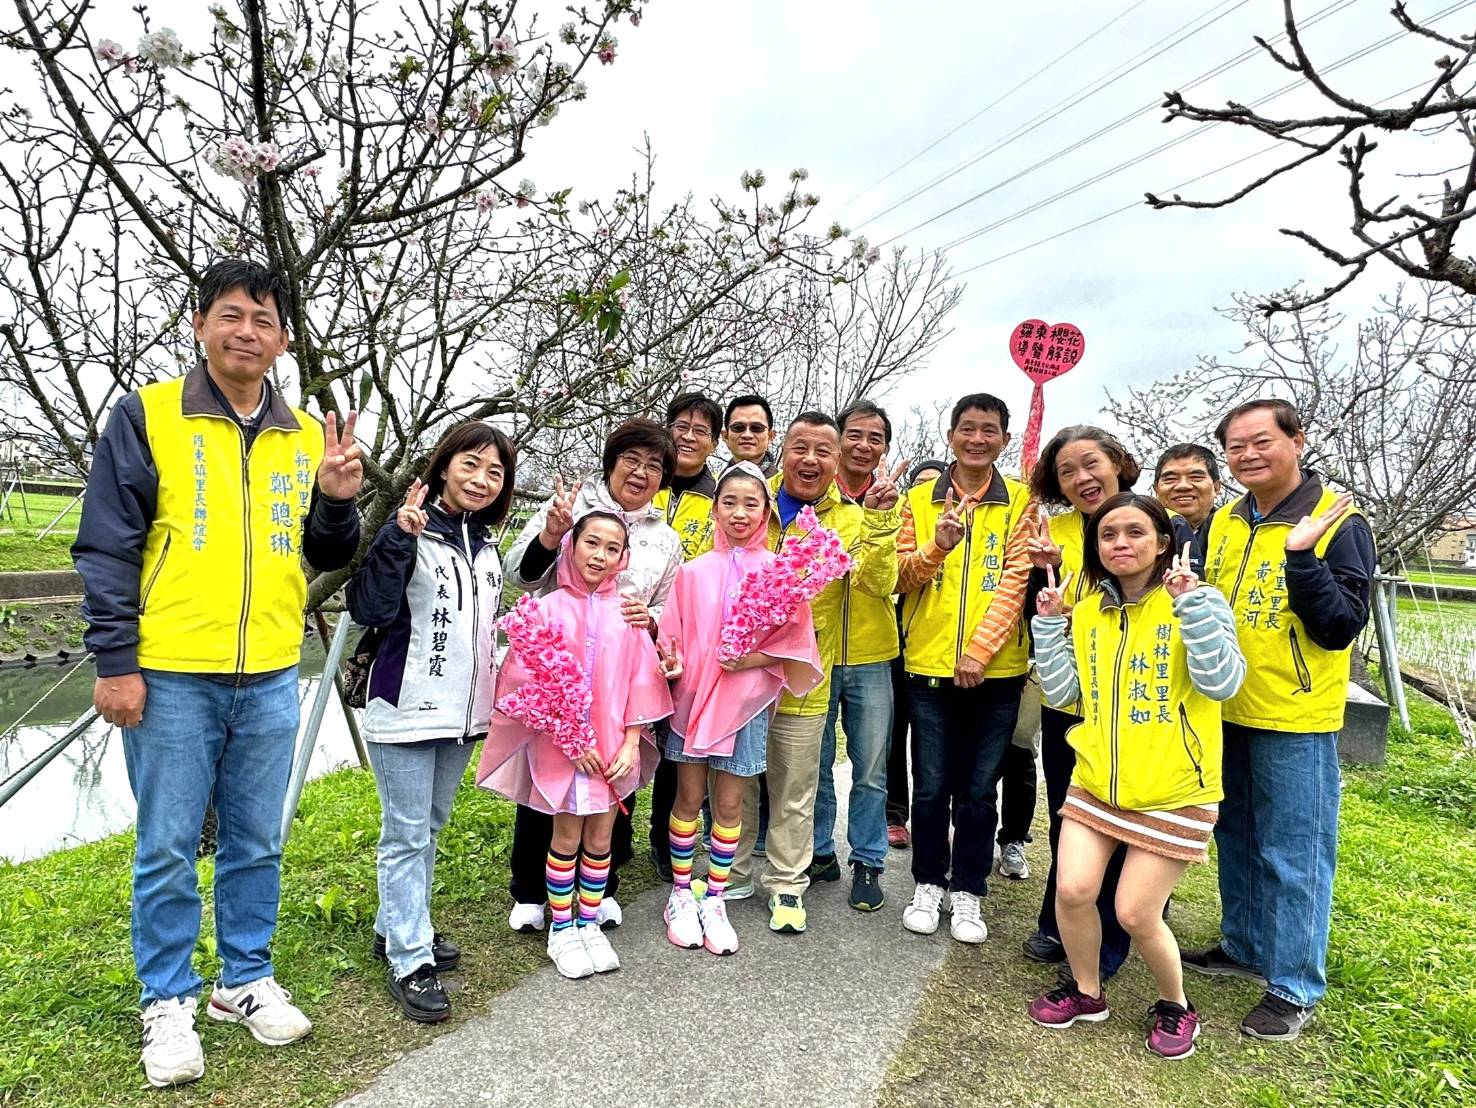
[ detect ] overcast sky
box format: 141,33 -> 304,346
509,0 -> 1460,439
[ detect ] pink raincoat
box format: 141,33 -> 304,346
476,540 -> 672,815
658,517 -> 823,758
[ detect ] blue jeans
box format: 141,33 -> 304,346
815,662 -> 894,870
908,673 -> 1025,896
367,739 -> 476,978
122,668 -> 300,1006
1217,723 -> 1342,1007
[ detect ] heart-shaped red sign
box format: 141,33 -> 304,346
1009,319 -> 1085,384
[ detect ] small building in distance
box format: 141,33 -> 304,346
1426,516 -> 1476,568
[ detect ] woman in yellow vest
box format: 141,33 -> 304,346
1027,493 -> 1244,1060
1022,425 -> 1193,973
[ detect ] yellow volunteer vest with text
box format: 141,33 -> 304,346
652,474 -> 716,562
901,474 -> 1031,680
1203,488 -> 1356,732
136,377 -> 324,673
1068,586 -> 1223,811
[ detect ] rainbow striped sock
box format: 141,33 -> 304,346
578,849 -> 612,923
705,821 -> 741,899
546,849 -> 578,932
669,813 -> 700,891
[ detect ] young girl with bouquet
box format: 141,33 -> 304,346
476,512 -> 674,980
1027,493 -> 1244,1059
654,463 -> 824,954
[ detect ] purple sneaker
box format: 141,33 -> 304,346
1028,980 -> 1110,1028
1146,999 -> 1200,1059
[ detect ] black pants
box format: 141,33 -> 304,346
886,652 -> 912,825
648,751 -> 678,847
996,740 -> 1038,845
1037,706 -> 1131,976
508,801 -> 636,905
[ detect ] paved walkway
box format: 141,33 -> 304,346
342,763 -> 952,1108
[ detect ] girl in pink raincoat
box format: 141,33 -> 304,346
476,511 -> 673,980
653,463 -> 822,955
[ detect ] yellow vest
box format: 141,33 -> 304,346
651,468 -> 716,562
136,374 -> 324,674
833,486 -> 900,666
1203,485 -> 1356,732
766,476 -> 900,716
1067,585 -> 1223,810
900,470 -> 1031,679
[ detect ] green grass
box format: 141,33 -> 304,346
0,534 -> 77,573
0,765 -> 656,1107
0,492 -> 84,571
0,492 -> 83,534
1404,569 -> 1476,590
880,689 -> 1476,1108
1392,597 -> 1476,692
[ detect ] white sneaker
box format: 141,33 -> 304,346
578,921 -> 620,972
206,976 -> 312,1046
664,888 -> 703,949
596,896 -> 622,930
998,841 -> 1030,880
902,883 -> 946,935
140,997 -> 204,1088
547,926 -> 594,979
698,896 -> 739,955
720,878 -> 755,901
948,891 -> 988,944
509,901 -> 545,933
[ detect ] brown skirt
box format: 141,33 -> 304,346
1059,785 -> 1218,863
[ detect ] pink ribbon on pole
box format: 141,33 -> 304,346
1008,319 -> 1086,475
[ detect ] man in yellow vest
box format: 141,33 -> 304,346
812,399 -> 909,912
646,391 -> 721,880
896,393 -> 1036,946
728,411 -> 901,935
1183,398 -> 1374,1042
73,260 -> 363,1088
1153,442 -> 1223,539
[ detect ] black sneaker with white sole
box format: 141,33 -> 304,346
1022,929 -> 1067,964
848,862 -> 885,911
1240,991 -> 1314,1041
373,931 -> 461,973
1181,943 -> 1266,983
386,964 -> 451,1023
808,853 -> 842,883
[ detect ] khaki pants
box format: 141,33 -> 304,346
731,712 -> 828,897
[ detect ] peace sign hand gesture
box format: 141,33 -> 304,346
1036,563 -> 1073,618
395,478 -> 430,537
935,488 -> 971,552
1285,492 -> 1354,553
656,636 -> 684,681
1025,505 -> 1062,570
541,476 -> 579,547
317,411 -> 363,500
863,456 -> 911,511
1163,541 -> 1198,598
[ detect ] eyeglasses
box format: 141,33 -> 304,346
616,452 -> 665,478
668,421 -> 714,442
727,422 -> 769,436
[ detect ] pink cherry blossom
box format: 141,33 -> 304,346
496,595 -> 597,759
96,39 -> 127,65
253,142 -> 281,172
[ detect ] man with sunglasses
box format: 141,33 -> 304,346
723,394 -> 778,477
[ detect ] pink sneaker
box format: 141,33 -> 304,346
1028,980 -> 1110,1028
1146,999 -> 1200,1059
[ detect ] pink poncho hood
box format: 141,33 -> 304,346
657,503 -> 823,757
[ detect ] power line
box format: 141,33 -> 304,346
917,0 -> 1476,255
831,0 -> 1155,217
945,75 -> 1440,280
873,0 -> 1360,246
854,0 -> 1258,232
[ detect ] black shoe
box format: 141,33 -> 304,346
808,853 -> 842,883
1181,943 -> 1265,983
373,931 -> 461,973
386,964 -> 450,1023
1240,991 -> 1314,1041
1022,929 -> 1067,964
648,843 -> 673,883
848,862 -> 885,911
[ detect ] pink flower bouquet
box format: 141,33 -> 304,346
495,594 -> 595,759
718,505 -> 853,662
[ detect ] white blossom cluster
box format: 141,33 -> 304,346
205,137 -> 281,184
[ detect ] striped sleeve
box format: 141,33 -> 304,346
1030,614 -> 1080,707
1173,586 -> 1245,702
963,503 -> 1034,667
896,500 -> 947,594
